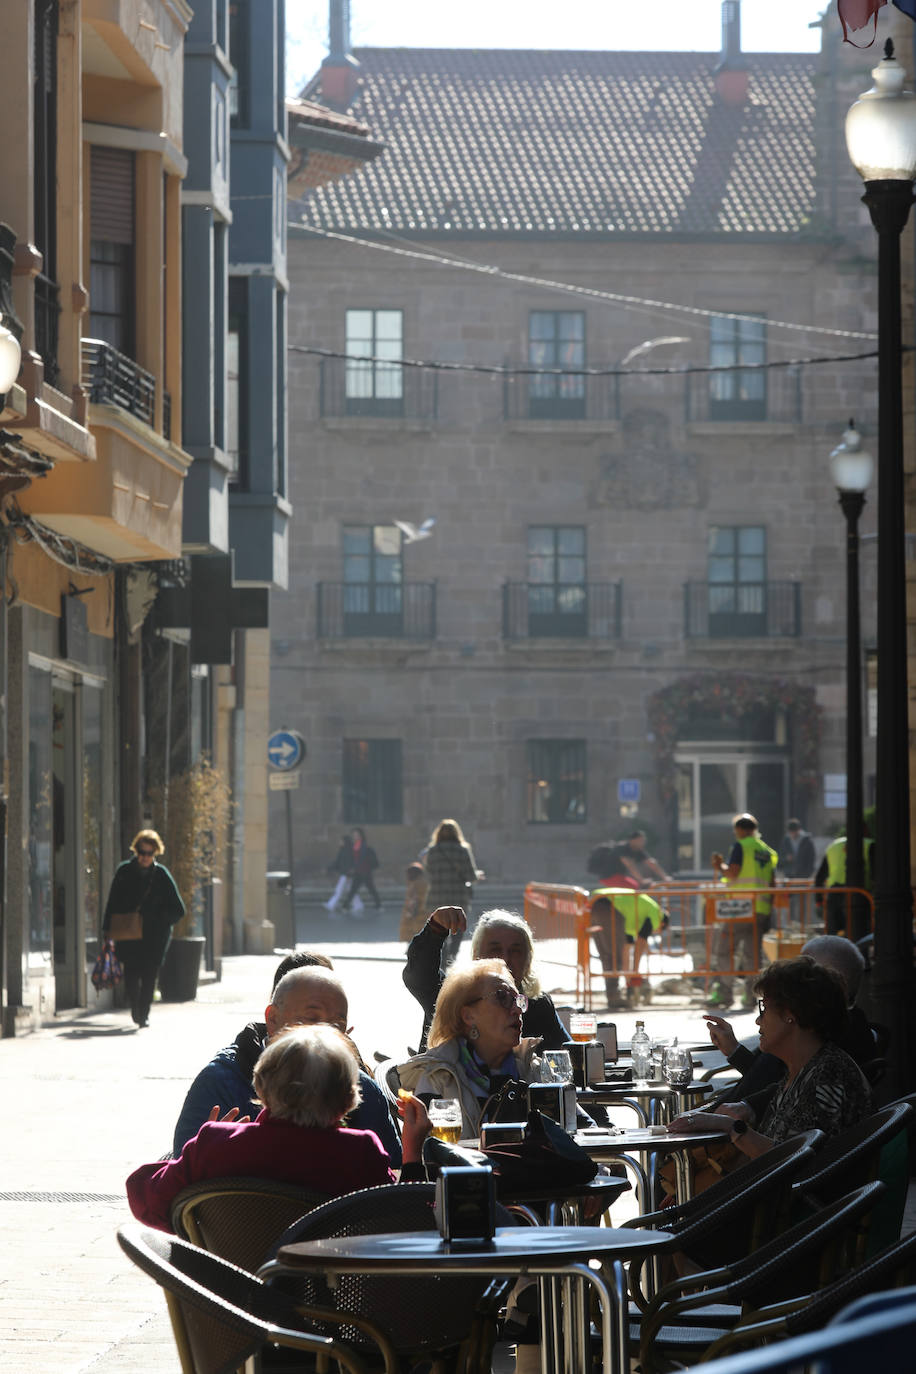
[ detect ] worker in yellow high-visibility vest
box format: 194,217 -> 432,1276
589,888 -> 668,1008
708,813 -> 777,1010
815,835 -> 875,935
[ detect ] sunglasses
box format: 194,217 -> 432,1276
136,848 -> 156,857
470,986 -> 528,1014
757,1000 -> 768,1016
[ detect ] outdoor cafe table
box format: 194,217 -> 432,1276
582,1079 -> 715,1126
260,1223 -> 676,1374
575,1124 -> 728,1208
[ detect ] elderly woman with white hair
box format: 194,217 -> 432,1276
127,1025 -> 429,1231
403,906 -> 568,1051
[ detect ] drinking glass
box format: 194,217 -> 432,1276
650,1041 -> 668,1081
428,1098 -> 463,1143
569,1012 -> 598,1043
662,1042 -> 693,1088
539,1049 -> 574,1083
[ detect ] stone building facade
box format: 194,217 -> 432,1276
273,8 -> 890,888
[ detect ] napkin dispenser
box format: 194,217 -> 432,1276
479,1121 -> 526,1149
563,1039 -> 606,1088
528,1081 -> 578,1134
434,1165 -> 496,1242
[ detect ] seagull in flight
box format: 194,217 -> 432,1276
394,518 -> 436,543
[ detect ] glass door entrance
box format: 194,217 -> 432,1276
675,749 -> 787,871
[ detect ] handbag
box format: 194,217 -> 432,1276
108,910 -> 143,941
483,1077 -> 530,1124
482,1108 -> 599,1189
658,1140 -> 742,1197
91,938 -> 123,993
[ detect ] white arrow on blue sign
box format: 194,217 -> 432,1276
617,778 -> 641,804
268,729 -> 306,771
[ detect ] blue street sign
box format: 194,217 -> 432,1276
268,729 -> 306,771
617,778 -> 641,804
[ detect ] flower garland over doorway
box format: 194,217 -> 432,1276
647,673 -> 821,802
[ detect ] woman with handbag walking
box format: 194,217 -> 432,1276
423,818 -> 483,970
102,829 -> 185,1028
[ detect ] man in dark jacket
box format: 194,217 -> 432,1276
172,959 -> 401,1161
403,906 -> 569,1052
777,819 -> 817,879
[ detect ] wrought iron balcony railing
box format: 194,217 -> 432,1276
319,357 -> 438,422
82,337 -> 156,430
317,582 -> 437,640
684,581 -> 802,637
684,367 -> 802,424
503,370 -> 620,422
503,582 -> 622,639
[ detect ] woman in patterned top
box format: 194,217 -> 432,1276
669,957 -> 872,1159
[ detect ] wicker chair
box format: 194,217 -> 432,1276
169,1176 -> 330,1272
117,1222 -> 377,1374
631,1181 -> 886,1374
262,1182 -> 516,1372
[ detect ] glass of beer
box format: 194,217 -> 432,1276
568,1012 -> 598,1043
428,1098 -> 463,1143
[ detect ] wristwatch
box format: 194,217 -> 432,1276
730,1119 -> 749,1143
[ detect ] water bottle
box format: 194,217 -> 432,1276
631,1020 -> 652,1081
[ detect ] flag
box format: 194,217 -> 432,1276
838,0 -> 885,44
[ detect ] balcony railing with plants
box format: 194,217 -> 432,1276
684,367 -> 802,424
502,369 -> 620,422
503,582 -> 622,639
319,356 -> 438,422
317,581 -> 437,640
684,581 -> 802,638
82,337 -> 156,429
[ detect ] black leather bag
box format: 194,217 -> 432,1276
482,1078 -> 530,1124
481,1109 -> 598,1189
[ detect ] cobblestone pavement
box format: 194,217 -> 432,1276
0,900 -> 756,1374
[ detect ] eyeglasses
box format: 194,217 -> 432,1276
136,848 -> 156,857
470,986 -> 528,1014
757,1000 -> 768,1016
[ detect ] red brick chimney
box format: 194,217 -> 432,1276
714,0 -> 749,106
320,0 -> 360,110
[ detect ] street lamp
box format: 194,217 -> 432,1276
829,421 -> 873,942
845,39 -> 916,1095
0,321 -> 20,398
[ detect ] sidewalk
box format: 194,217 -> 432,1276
0,916 -> 749,1374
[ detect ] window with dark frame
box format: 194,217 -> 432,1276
342,525 -> 403,633
707,526 -> 767,636
89,145 -> 136,356
527,526 -> 587,635
226,276 -> 247,486
33,0 -> 60,386
527,740 -> 587,823
528,310 -> 586,418
343,739 -> 403,823
345,309 -> 404,416
708,313 -> 766,420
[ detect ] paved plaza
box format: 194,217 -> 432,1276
0,902 -> 754,1373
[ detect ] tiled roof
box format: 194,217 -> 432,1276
300,48 -> 818,238
287,97 -> 373,139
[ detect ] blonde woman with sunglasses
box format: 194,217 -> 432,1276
398,958 -> 539,1137
102,829 -> 184,1029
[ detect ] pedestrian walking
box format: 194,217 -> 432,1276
399,861 -> 430,942
324,834 -> 363,916
340,827 -> 382,915
102,829 -> 185,1028
423,818 -> 484,970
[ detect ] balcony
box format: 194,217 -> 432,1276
317,582 -> 437,640
319,357 -> 438,423
503,582 -> 622,640
503,371 -> 620,423
684,368 -> 802,425
82,338 -> 156,429
684,581 -> 801,638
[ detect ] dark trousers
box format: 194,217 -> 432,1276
343,872 -> 381,909
117,940 -> 166,1024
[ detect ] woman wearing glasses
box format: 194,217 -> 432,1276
102,829 -> 185,1029
399,959 -> 538,1138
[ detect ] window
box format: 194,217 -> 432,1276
33,0 -> 59,385
708,526 -> 767,635
527,740 -> 587,823
343,739 -> 402,823
228,0 -> 249,127
345,309 -> 404,416
226,277 -> 247,484
342,525 -> 402,633
527,526 -> 587,635
528,311 -> 585,418
89,146 -> 135,355
709,314 -> 766,420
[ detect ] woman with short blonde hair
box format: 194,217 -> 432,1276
102,825 -> 184,1029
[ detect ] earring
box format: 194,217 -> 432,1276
468,1024 -> 480,1041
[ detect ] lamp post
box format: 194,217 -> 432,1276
829,421 -> 874,942
845,39 -> 916,1095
